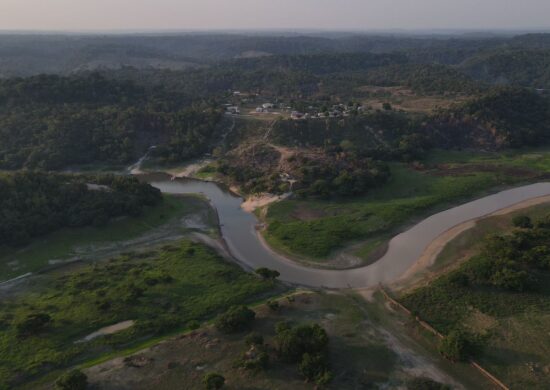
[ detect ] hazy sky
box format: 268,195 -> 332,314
1,0 -> 550,32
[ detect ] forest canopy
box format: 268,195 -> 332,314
0,172 -> 162,247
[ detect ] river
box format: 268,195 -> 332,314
143,173 -> 550,289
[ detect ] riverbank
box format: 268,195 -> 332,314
393,194 -> 550,292
149,175 -> 550,288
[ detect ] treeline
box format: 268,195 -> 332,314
0,172 -> 162,246
0,74 -> 224,169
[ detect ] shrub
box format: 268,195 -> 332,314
267,300 -> 280,311
187,320 -> 200,330
215,306 -> 255,334
55,369 -> 88,390
236,346 -> 270,371
255,267 -> 281,280
406,377 -> 451,390
245,332 -> 264,346
203,373 -> 225,389
438,330 -> 476,362
275,323 -> 329,363
16,313 -> 52,338
299,353 -> 330,383
512,215 -> 533,229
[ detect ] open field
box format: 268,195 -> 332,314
0,195 -> 216,283
357,86 -> 467,113
80,291 -> 476,390
399,203 -> 550,389
262,149 -> 550,266
0,240 -> 279,389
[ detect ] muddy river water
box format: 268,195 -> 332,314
144,174 -> 550,288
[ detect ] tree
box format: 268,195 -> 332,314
214,305 -> 255,334
512,215 -> 533,229
438,330 -> 476,362
55,370 -> 88,390
382,102 -> 392,110
255,267 -> 280,280
299,353 -> 330,383
275,323 -> 329,363
203,373 -> 225,390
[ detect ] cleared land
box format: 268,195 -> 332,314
82,291 -> 472,390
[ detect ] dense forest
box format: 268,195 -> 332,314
0,74 -> 224,169
0,172 -> 162,246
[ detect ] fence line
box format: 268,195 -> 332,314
378,286 -> 510,390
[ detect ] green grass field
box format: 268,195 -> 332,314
0,241 -> 278,389
263,148 -> 550,262
0,195 -> 214,282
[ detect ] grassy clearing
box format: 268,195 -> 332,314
82,291 -> 447,390
400,205 -> 550,389
0,195 -> 214,282
0,240 -> 278,389
263,149 -> 550,262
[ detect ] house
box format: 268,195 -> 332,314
291,111 -> 305,120
262,103 -> 274,109
226,106 -> 240,115
255,107 -> 265,113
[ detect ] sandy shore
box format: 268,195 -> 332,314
396,194 -> 550,286
241,193 -> 290,213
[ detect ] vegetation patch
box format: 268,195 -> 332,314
401,212 -> 550,389
0,193 -> 212,282
0,240 -> 278,389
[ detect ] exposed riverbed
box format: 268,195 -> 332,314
142,173 -> 550,289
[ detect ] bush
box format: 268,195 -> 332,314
215,305 -> 256,334
16,313 -> 52,338
299,353 -> 330,383
406,377 -> 451,390
512,215 -> 533,229
245,332 -> 264,346
438,330 -> 476,362
55,370 -> 88,390
275,323 -> 329,363
255,267 -> 281,280
236,346 -> 270,371
187,320 -> 200,330
267,300 -> 280,311
203,373 -> 225,389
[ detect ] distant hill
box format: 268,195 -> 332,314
1,32 -> 549,77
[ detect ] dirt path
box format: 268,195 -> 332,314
76,320 -> 135,343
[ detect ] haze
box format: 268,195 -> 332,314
1,0 -> 550,32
